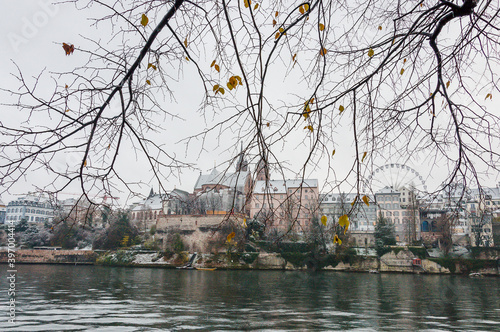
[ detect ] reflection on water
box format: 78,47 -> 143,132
0,264 -> 499,331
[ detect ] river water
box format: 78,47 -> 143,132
1,264 -> 499,331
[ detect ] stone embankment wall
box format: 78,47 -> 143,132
0,249 -> 97,264
2,248 -> 498,275
156,214 -> 245,252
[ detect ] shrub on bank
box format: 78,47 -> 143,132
96,250 -> 137,266
429,257 -> 499,274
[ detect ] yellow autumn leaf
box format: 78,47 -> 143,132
210,60 -> 216,68
83,159 -> 87,167
400,68 -> 405,75
485,93 -> 492,100
65,84 -> 68,89
266,122 -> 270,127
273,19 -> 277,27
362,195 -> 370,206
339,105 -> 344,113
244,0 -> 251,8
184,38 -> 188,47
446,80 -> 450,89
303,104 -> 311,119
378,25 -> 382,30
332,149 -> 336,157
147,63 -> 157,70
321,215 -> 327,226
214,64 -> 220,73
243,218 -> 247,227
185,57 -> 189,61
275,32 -> 280,40
319,23 -> 325,31
304,4 -> 309,11
304,125 -> 314,132
351,196 -> 357,206
146,79 -> 151,85
254,3 -> 259,10
367,48 -> 374,57
213,84 -> 220,92
361,151 -> 367,162
275,11 -> 279,17
227,82 -> 234,90
299,5 -> 305,14
218,87 -> 225,95
320,47 -> 327,56
403,58 -> 407,63
65,109 -> 69,112
227,231 -> 236,243
141,14 -> 149,27
339,214 -> 349,227
339,214 -> 350,234
107,144 -> 111,150
334,234 -> 342,245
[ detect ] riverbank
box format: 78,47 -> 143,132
0,249 -> 97,264
2,248 -> 499,275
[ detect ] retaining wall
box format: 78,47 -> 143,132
0,249 -> 97,264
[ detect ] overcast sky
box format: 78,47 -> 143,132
1,1 -> 497,206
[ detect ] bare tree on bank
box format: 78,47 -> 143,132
1,0 -> 499,233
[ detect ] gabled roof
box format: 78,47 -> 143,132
130,189 -> 191,211
194,168 -> 249,192
470,187 -> 500,199
131,194 -> 164,211
253,179 -> 318,194
375,186 -> 401,195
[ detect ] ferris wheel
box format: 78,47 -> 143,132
363,163 -> 428,194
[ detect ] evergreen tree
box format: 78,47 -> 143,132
374,214 -> 396,256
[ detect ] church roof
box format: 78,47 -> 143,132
194,168 -> 249,192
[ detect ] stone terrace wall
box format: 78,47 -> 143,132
156,214 -> 244,231
0,249 -> 97,264
156,214 -> 245,253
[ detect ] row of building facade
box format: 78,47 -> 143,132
129,159 -> 497,247
1,159 -> 497,247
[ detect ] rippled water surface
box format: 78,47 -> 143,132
1,264 -> 499,331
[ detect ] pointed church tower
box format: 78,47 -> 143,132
236,142 -> 248,172
255,154 -> 269,183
